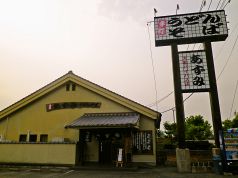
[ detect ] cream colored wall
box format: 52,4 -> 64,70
0,84 -> 131,142
132,115 -> 156,165
0,143 -> 76,165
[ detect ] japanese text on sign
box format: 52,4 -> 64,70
179,50 -> 210,92
154,10 -> 228,46
132,130 -> 153,154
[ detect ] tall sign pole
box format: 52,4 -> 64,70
154,10 -> 228,148
204,42 -> 223,146
171,44 -> 186,148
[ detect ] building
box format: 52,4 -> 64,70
0,71 -> 161,166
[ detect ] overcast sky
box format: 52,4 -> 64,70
0,0 -> 237,128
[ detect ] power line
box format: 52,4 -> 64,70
222,0 -> 231,9
147,23 -> 159,112
196,0 -> 213,50
199,0 -> 207,12
216,0 -> 222,10
207,0 -> 213,10
161,93 -> 194,114
220,0 -> 227,9
214,22 -> 238,61
161,107 -> 175,114
183,93 -> 194,102
217,29 -> 238,80
147,91 -> 173,107
187,0 -> 207,54
229,80 -> 238,119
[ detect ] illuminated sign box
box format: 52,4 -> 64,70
154,10 -> 228,46
179,50 -> 210,93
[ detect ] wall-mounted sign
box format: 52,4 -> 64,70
179,50 -> 210,93
46,102 -> 101,112
132,130 -> 153,154
154,10 -> 228,46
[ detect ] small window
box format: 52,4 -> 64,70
19,134 -> 27,142
40,134 -> 48,142
72,84 -> 76,91
29,134 -> 37,142
66,84 -> 70,91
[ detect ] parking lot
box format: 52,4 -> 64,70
0,166 -> 237,178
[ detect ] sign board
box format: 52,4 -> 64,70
132,130 -> 153,154
179,50 -> 210,93
154,10 -> 228,46
118,148 -> 123,162
46,102 -> 101,112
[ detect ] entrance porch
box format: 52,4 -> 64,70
65,112 -> 140,167
79,128 -> 133,166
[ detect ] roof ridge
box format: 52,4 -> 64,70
70,72 -> 160,115
84,112 -> 139,117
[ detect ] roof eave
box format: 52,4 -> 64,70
65,124 -> 138,129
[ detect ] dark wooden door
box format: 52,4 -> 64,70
99,140 -> 112,164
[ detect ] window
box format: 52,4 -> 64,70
40,134 -> 48,142
66,84 -> 70,91
19,134 -> 27,142
29,134 -> 37,142
72,83 -> 76,91
66,83 -> 76,91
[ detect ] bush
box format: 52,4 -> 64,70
163,144 -> 177,149
185,140 -> 213,150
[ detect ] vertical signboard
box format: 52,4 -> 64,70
132,130 -> 153,154
179,50 -> 210,93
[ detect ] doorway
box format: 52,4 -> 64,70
99,139 -> 113,164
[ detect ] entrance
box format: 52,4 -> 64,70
78,128 -> 131,166
98,131 -> 123,165
99,140 -> 113,164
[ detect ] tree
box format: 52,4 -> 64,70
163,121 -> 177,139
232,114 -> 238,127
222,113 -> 238,130
163,115 -> 213,141
222,119 -> 233,131
157,129 -> 165,138
185,115 -> 213,140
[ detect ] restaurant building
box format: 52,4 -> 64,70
0,71 -> 161,166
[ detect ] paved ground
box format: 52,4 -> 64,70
0,166 -> 237,178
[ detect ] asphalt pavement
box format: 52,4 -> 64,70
0,166 -> 237,178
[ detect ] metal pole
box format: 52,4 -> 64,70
203,42 -> 223,147
171,44 -> 186,149
204,42 -> 227,171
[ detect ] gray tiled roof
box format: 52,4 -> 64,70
65,112 -> 140,128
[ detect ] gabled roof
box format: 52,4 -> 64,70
0,71 -> 160,120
